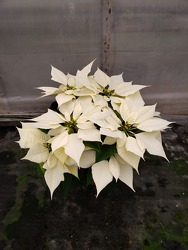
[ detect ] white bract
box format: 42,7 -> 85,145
17,60 -> 171,198
92,154 -> 134,196
38,61 -> 97,108
91,68 -> 146,109
89,92 -> 171,173
32,104 -> 101,166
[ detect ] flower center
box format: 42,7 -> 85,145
44,143 -> 52,152
66,85 -> 76,91
65,119 -> 78,134
118,121 -> 140,137
100,86 -> 114,97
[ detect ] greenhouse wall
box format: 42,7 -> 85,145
0,0 -> 188,123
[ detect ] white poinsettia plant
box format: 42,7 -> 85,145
17,60 -> 171,198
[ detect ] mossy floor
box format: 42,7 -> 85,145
0,125 -> 188,250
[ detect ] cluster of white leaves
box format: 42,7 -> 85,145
17,60 -> 171,198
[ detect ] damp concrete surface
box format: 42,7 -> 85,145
0,124 -> 188,250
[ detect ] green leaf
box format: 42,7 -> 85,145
38,128 -> 50,134
86,168 -> 94,186
84,141 -> 102,153
60,173 -> 80,197
35,163 -> 45,177
96,143 -> 117,162
77,168 -> 93,187
61,173 -> 73,197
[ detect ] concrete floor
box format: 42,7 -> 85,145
0,124 -> 188,250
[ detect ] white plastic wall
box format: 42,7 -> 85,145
0,0 -> 188,122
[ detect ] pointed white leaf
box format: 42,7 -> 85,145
117,145 -> 140,172
64,89 -> 75,95
127,112 -> 138,124
109,74 -> 124,90
87,76 -> 101,92
32,109 -> 64,124
119,101 -> 130,122
17,127 -> 50,148
58,100 -> 74,114
92,95 -> 108,107
136,104 -> 156,123
137,118 -> 171,132
115,153 -> 134,191
20,122 -> 37,129
117,135 -> 127,147
64,134 -> 85,165
105,114 -> 120,129
64,112 -> 70,122
119,163 -> 134,191
76,70 -> 94,90
51,131 -> 69,152
94,68 -> 110,88
77,128 -> 101,141
77,121 -> 95,130
88,109 -> 111,129
48,126 -> 66,136
126,136 -> 145,158
56,93 -> 75,107
100,128 -> 122,139
27,121 -> 60,130
155,111 -> 161,117
79,150 -> 96,168
110,96 -> 122,105
45,152 -> 58,169
115,83 -> 146,97
66,165 -> 78,178
51,65 -> 67,85
37,87 -> 59,97
74,96 -> 93,113
22,144 -> 49,163
73,103 -> 82,120
44,164 -> 65,199
126,91 -> 145,112
67,74 -> 76,87
81,59 -> 95,75
109,156 -> 120,181
92,161 -> 113,196
65,156 -> 77,166
136,132 -> 168,160
110,96 -> 122,112
54,147 -> 68,164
